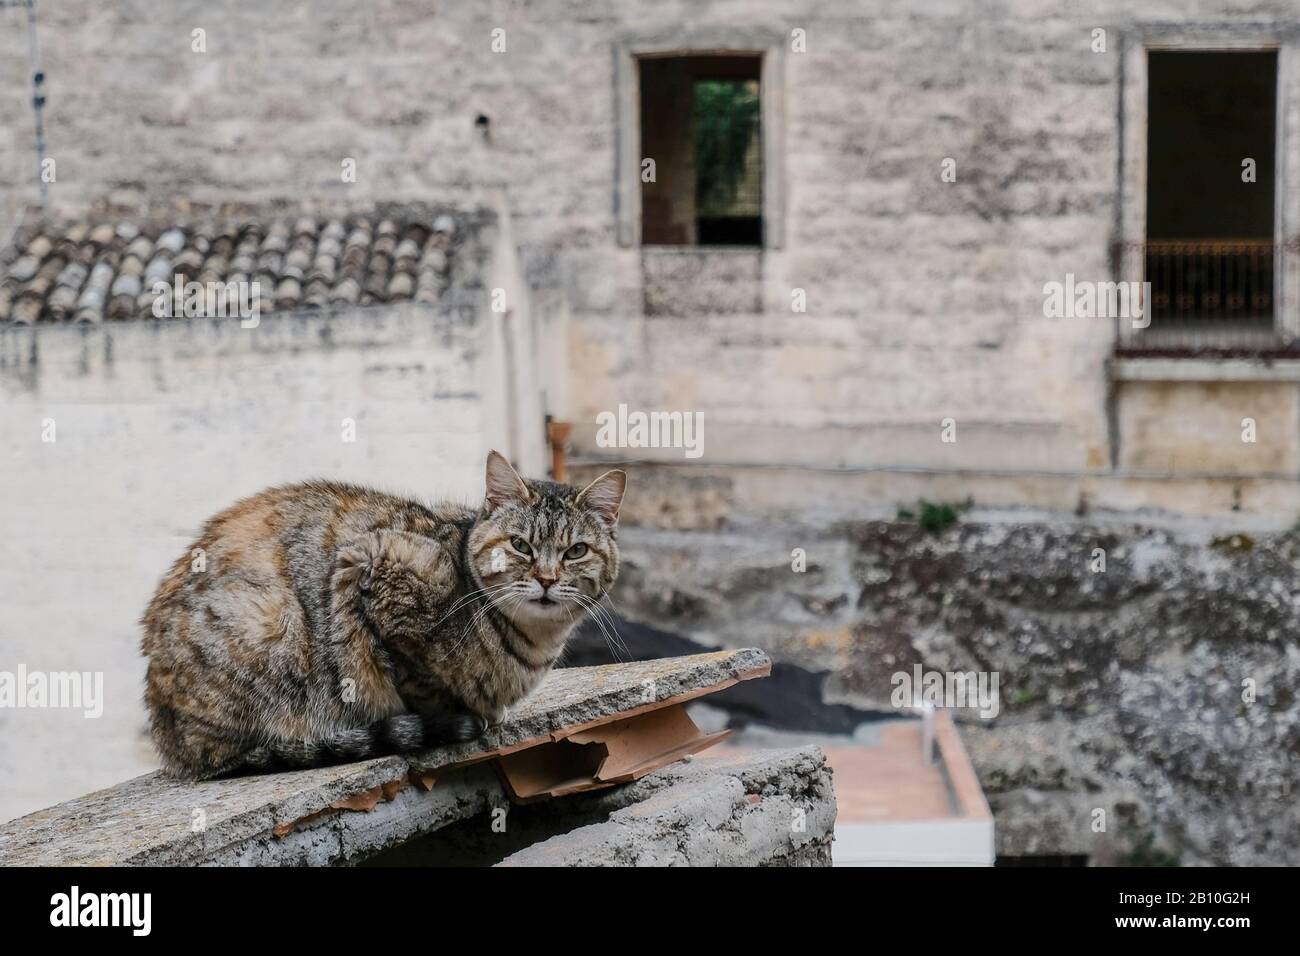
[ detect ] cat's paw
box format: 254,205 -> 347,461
332,531 -> 456,604
424,711 -> 488,743
451,712 -> 489,741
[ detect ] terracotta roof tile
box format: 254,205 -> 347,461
1,211 -> 459,325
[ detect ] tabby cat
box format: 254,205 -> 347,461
141,451 -> 626,779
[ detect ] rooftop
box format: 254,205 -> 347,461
0,649 -> 778,866
0,210 -> 464,325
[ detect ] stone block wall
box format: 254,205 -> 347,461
11,1 -> 1300,512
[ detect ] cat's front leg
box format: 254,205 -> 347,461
332,530 -> 458,612
483,704 -> 507,729
329,531 -> 461,712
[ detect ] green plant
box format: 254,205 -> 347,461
1119,834 -> 1181,867
1210,532 -> 1255,553
1008,687 -> 1039,707
897,499 -> 969,533
918,500 -> 961,533
693,79 -> 760,215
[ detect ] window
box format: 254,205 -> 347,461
613,32 -> 784,250
1134,49 -> 1279,350
639,55 -> 763,246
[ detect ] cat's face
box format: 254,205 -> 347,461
467,451 -> 625,631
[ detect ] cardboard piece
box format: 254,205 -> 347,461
271,655 -> 770,835
271,776 -> 410,837
428,656 -> 771,776
494,702 -> 731,802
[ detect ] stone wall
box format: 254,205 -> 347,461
8,2 -> 1300,516
607,512 -> 1300,865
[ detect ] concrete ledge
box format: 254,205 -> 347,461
496,746 -> 835,867
0,649 -> 770,866
571,457 -> 1300,522
1109,356 -> 1300,382
206,763 -> 506,867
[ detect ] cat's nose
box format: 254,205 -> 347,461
534,572 -> 558,589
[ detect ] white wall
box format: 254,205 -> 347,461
0,291 -> 551,822
834,820 -> 995,866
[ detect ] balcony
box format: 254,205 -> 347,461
1113,239 -> 1291,356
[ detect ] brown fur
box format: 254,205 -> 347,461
141,452 -> 625,779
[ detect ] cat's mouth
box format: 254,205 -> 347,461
536,595 -> 556,606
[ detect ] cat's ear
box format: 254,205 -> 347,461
576,469 -> 626,525
484,450 -> 531,513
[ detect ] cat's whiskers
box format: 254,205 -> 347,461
437,582 -> 530,660
435,584 -> 522,660
468,582 -> 527,631
588,595 -> 632,660
595,592 -> 635,659
433,581 -> 521,629
560,587 -> 629,662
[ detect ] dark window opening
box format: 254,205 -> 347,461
640,55 -> 762,246
1143,50 -> 1277,344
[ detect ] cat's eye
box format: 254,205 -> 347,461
510,536 -> 533,556
565,543 -> 588,560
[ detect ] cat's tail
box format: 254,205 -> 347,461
240,713 -> 488,773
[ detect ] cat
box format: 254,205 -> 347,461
140,451 -> 626,780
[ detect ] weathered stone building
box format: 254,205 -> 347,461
9,1 -> 1300,517
2,1 -> 1298,859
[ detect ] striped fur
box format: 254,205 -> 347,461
141,451 -> 625,779
240,714 -> 488,771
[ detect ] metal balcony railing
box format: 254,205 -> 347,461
1114,239 -> 1285,355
